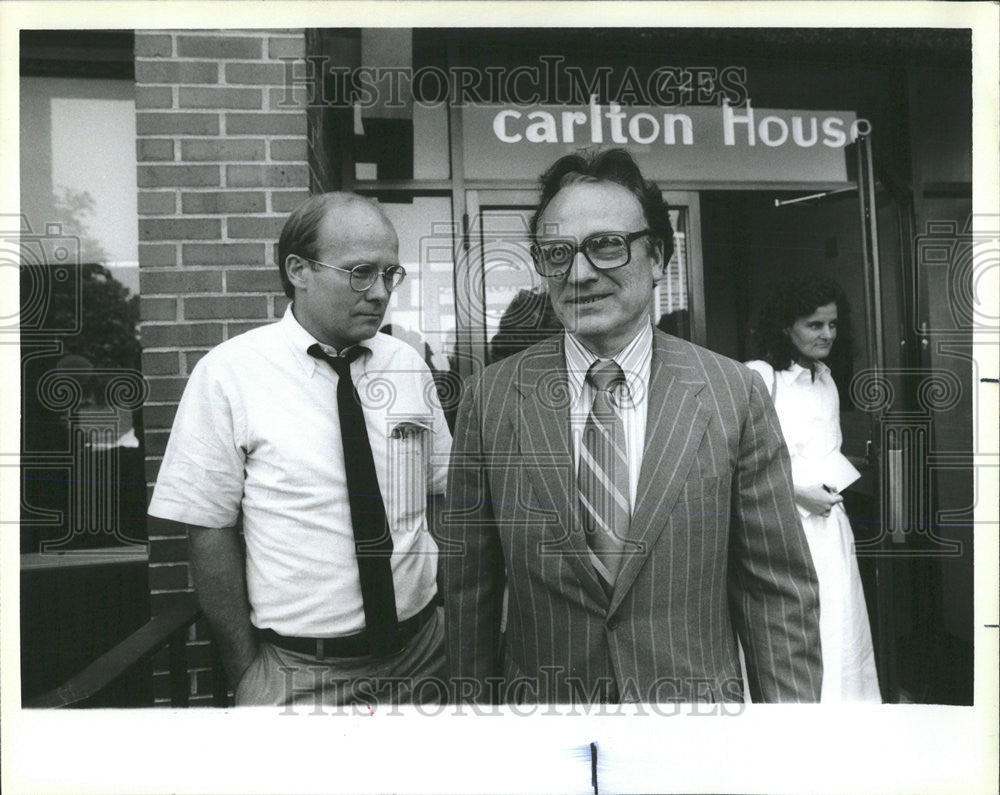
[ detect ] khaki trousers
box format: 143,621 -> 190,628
235,607 -> 447,710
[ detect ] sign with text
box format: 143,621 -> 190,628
463,101 -> 864,184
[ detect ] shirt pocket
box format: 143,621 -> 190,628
387,420 -> 432,521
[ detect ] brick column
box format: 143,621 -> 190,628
135,29 -> 309,704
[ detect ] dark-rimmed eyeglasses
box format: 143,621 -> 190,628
530,229 -> 655,279
304,257 -> 407,292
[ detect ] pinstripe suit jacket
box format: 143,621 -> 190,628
440,330 -> 822,703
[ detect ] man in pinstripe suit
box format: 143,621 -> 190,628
440,149 -> 822,704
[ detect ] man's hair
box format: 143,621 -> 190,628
749,276 -> 856,401
275,192 -> 378,298
530,148 -> 675,266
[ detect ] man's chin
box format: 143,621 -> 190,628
556,307 -> 611,332
564,320 -> 615,349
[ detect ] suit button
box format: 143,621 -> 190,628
606,616 -> 620,631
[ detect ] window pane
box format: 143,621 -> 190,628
377,197 -> 455,354
376,197 -> 460,426
19,75 -> 144,553
351,28 -> 450,182
478,208 -> 556,364
21,77 -> 138,289
654,208 -> 690,339
413,102 -> 450,180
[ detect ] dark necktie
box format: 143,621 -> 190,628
308,343 -> 399,655
577,360 -> 630,596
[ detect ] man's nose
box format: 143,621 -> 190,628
565,249 -> 598,283
365,273 -> 390,302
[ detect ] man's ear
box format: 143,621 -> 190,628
649,238 -> 666,286
285,254 -> 310,292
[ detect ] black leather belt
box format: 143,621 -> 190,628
259,600 -> 437,660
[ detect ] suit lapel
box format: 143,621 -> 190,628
610,333 -> 711,613
516,338 -> 609,606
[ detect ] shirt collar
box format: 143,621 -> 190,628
781,359 -> 832,385
279,304 -> 372,377
564,321 -> 653,406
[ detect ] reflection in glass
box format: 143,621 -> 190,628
21,77 -> 139,292
20,265 -> 146,552
490,287 -> 562,363
376,197 -> 461,428
654,208 -> 690,340
477,208 -> 540,352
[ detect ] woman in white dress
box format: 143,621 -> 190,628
746,278 -> 881,702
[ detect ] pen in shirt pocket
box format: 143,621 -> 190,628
388,420 -> 432,517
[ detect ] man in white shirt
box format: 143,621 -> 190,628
148,193 -> 451,708
440,149 -> 822,704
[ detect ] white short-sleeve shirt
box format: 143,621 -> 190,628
148,307 -> 452,636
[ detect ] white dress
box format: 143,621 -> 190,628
746,360 -> 881,702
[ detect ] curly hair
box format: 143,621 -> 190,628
529,148 -> 675,267
749,277 -> 856,390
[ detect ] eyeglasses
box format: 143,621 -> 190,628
304,257 -> 407,292
530,229 -> 655,279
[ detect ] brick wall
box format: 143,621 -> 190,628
135,29 -> 310,704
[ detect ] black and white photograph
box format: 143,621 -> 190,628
2,2 -> 997,793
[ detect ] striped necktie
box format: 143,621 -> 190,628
577,359 -> 629,596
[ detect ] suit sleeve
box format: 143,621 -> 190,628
729,369 -> 823,702
437,372 -> 505,703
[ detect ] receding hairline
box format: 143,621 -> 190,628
313,192 -> 392,224
312,192 -> 397,245
536,177 -> 646,227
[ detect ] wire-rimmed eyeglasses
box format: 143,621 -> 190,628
304,257 -> 407,292
530,229 -> 655,279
